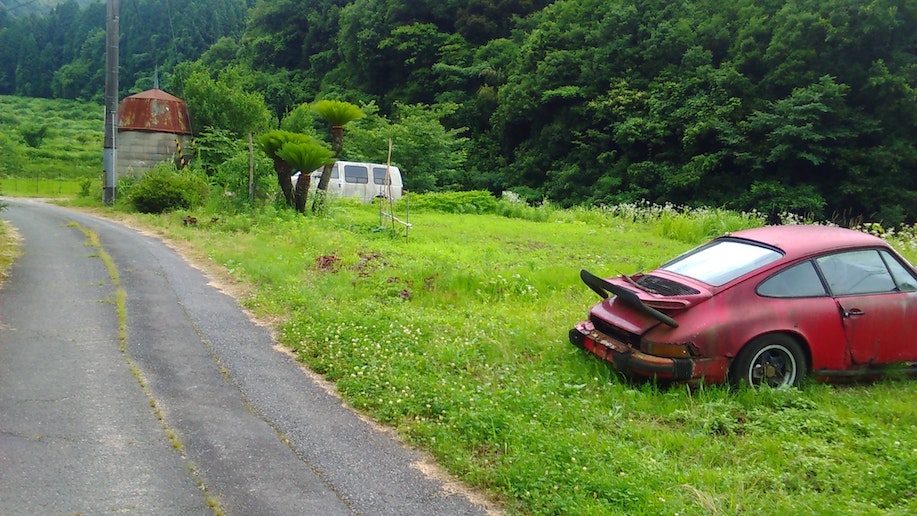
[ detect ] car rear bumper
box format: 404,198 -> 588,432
569,322 -> 729,384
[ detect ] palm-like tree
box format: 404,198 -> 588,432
276,141 -> 335,212
312,100 -> 365,195
256,130 -> 311,206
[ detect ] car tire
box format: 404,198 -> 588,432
730,334 -> 806,388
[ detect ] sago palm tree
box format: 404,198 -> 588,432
256,129 -> 311,206
276,140 -> 335,212
311,100 -> 365,198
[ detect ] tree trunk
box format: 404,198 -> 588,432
331,125 -> 344,154
273,156 -> 294,206
316,162 -> 334,191
313,125 -> 344,213
316,125 -> 344,192
293,173 -> 310,213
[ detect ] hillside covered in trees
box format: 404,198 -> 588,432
0,0 -> 95,19
1,0 -> 916,223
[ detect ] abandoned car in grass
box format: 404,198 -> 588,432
569,225 -> 917,387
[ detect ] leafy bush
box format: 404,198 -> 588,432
493,191 -> 554,222
125,164 -> 209,213
211,151 -> 275,202
0,134 -> 23,176
655,205 -> 765,243
19,122 -> 50,148
405,190 -> 498,214
78,179 -> 93,198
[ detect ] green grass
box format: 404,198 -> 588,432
0,95 -> 103,185
0,211 -> 19,281
98,199 -> 916,515
0,178 -> 99,197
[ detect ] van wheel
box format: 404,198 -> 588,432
730,334 -> 806,388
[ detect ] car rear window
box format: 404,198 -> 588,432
661,239 -> 783,286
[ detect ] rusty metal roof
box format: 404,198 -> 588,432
118,88 -> 192,134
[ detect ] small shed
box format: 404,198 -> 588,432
116,88 -> 193,175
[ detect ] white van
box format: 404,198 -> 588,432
308,161 -> 403,203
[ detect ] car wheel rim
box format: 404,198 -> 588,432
749,344 -> 797,387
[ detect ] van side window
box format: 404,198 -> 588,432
372,167 -> 390,185
343,164 -> 368,184
312,166 -> 338,179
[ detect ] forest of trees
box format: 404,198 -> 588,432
1,0 -> 916,223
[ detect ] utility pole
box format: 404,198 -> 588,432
103,0 -> 120,204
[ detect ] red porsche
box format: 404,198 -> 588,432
569,225 -> 917,387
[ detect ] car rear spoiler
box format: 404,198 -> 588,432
580,269 -> 679,328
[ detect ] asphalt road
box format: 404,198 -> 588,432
0,199 -> 491,516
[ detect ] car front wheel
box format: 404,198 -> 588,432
730,334 -> 806,388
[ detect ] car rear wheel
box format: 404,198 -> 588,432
730,334 -> 806,388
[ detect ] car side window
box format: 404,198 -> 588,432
880,250 -> 917,292
757,261 -> 827,298
343,164 -> 369,184
816,250 -> 897,296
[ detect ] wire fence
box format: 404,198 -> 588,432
0,176 -> 96,197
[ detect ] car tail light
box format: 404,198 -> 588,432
644,341 -> 692,358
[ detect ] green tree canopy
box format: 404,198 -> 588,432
276,140 -> 335,212
174,63 -> 272,137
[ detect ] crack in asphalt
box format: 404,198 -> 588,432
73,221 -> 223,515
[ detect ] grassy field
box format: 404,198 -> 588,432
82,199 -> 916,515
0,177 -> 98,197
2,94 -> 915,514
0,95 -> 103,184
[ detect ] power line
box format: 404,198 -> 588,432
2,0 -> 45,15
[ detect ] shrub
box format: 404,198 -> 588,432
212,151 -> 275,201
126,164 -> 209,213
405,190 -> 498,214
79,178 -> 93,198
19,122 -> 50,148
494,192 -> 554,222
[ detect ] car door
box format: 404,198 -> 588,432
756,260 -> 848,371
816,249 -> 917,365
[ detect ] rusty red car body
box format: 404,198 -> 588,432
569,225 -> 917,387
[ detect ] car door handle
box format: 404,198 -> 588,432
843,308 -> 865,318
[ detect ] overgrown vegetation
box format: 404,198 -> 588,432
0,95 -> 102,189
0,202 -> 17,282
118,163 -> 209,214
2,0 -> 915,222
